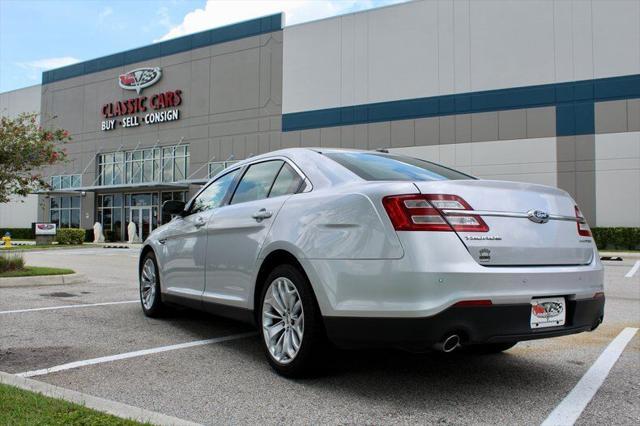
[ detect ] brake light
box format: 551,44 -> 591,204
575,206 -> 591,237
382,194 -> 489,232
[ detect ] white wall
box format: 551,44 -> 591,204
595,131 -> 640,227
0,84 -> 41,118
389,137 -> 558,187
0,195 -> 39,229
283,0 -> 640,114
0,84 -> 42,228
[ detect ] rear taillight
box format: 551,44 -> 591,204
382,194 -> 489,232
575,206 -> 591,237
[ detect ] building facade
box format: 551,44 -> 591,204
1,0 -> 638,240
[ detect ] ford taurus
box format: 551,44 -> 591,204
138,148 -> 605,377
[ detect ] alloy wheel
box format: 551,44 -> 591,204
140,258 -> 157,310
262,277 -> 304,365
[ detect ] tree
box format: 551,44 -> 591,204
0,113 -> 70,203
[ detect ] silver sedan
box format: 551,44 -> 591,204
139,148 -> 605,377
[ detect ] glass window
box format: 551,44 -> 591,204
50,196 -> 81,229
324,152 -> 474,181
191,169 -> 239,214
208,162 -> 225,178
269,163 -> 304,198
231,161 -> 283,205
70,209 -> 80,228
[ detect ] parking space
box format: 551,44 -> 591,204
1,249 -> 638,425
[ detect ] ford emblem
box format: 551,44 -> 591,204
527,209 -> 550,224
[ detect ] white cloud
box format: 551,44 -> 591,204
19,56 -> 81,71
17,56 -> 81,81
156,0 -> 406,42
99,6 -> 113,21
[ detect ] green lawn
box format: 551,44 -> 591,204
0,383 -> 148,425
0,244 -> 96,252
0,266 -> 74,278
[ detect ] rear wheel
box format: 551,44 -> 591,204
259,264 -> 324,377
466,342 -> 517,354
139,252 -> 167,317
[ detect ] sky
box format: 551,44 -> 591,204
0,0 -> 407,93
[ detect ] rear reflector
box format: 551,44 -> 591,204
453,300 -> 493,307
382,194 -> 489,232
575,206 -> 591,237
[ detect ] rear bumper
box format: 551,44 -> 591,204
324,296 -> 605,348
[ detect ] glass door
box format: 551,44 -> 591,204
129,206 -> 153,241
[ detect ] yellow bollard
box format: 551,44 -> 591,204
2,234 -> 11,248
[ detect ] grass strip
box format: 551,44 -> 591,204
0,383 -> 148,425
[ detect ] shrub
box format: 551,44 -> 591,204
0,228 -> 34,240
55,228 -> 85,245
591,227 -> 640,251
0,253 -> 24,273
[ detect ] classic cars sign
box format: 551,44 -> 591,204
101,66 -> 182,131
35,223 -> 57,236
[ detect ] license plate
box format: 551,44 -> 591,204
530,297 -> 566,329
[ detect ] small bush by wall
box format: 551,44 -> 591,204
0,253 -> 24,273
0,228 -> 34,239
591,227 -> 640,251
55,229 -> 86,245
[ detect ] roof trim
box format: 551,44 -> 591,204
42,13 -> 282,85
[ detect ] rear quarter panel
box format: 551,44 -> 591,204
262,182 -> 417,260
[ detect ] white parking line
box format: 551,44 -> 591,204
17,332 -> 257,378
625,260 -> 640,278
0,300 -> 138,315
541,327 -> 639,426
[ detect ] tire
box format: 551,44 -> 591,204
259,263 -> 325,378
139,251 -> 167,317
466,342 -> 517,354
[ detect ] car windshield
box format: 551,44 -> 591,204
325,152 -> 474,181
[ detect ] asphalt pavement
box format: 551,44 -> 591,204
0,247 -> 638,425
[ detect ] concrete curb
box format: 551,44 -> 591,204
0,273 -> 87,288
600,251 -> 640,258
0,371 -> 201,426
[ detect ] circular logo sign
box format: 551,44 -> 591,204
527,209 -> 550,224
118,67 -> 162,94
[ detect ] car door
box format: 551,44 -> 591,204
161,168 -> 240,301
204,159 -> 306,308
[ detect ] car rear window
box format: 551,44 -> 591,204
325,152 -> 474,181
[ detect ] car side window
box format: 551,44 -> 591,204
190,169 -> 239,214
230,160 -> 284,205
268,163 -> 304,198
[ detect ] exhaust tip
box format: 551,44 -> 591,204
440,334 -> 461,353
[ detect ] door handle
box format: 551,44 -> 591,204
252,208 -> 273,222
194,217 -> 207,228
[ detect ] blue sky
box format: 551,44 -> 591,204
0,0 -> 406,93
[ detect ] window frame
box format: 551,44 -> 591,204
228,160 -> 285,206
184,167 -> 243,216
186,156 -> 311,213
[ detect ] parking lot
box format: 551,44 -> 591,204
1,247 -> 638,425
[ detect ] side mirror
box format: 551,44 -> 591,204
163,200 -> 186,217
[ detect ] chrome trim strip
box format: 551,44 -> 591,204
441,209 -> 584,223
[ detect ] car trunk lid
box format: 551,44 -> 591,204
412,180 -> 594,266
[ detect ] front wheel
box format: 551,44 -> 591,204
260,264 -> 325,377
139,252 -> 167,317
